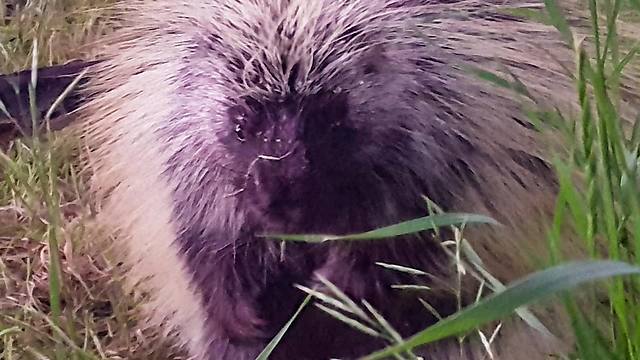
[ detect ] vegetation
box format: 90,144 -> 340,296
1,0 -> 640,359
0,1 -> 182,359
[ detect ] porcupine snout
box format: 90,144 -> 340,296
252,144 -> 308,209
241,104 -> 310,217
236,91 -> 356,211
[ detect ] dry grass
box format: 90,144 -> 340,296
0,1 -> 183,359
0,0 -> 113,72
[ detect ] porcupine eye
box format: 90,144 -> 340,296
234,123 -> 245,142
228,104 -> 247,142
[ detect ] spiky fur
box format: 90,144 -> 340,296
78,1 -> 587,359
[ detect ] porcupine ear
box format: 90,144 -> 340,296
0,59 -> 96,143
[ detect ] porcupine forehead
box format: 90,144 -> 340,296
144,0 -> 420,98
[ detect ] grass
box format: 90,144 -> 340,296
540,1 -> 640,359
1,1 -> 184,359
0,0 -> 640,360
0,0 -> 114,72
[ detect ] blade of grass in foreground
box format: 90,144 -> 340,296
260,213 -> 497,243
255,294 -> 312,360
544,0 -> 574,48
361,261 -> 640,360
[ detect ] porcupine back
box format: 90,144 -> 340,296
78,1 -> 582,359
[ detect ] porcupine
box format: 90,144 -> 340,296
76,0 -> 583,359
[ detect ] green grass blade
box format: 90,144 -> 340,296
554,160 -> 590,240
255,294 -> 312,360
362,261 -> 640,360
466,67 -> 514,91
588,0 -> 603,67
566,299 -> 621,360
260,213 -> 497,243
497,7 -> 551,25
464,67 -> 533,99
611,45 -> 639,81
602,0 -> 622,70
543,0 -> 574,48
629,113 -> 640,148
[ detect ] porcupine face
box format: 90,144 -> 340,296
219,80 -> 412,231
189,1 -> 448,235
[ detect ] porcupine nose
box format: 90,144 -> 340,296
258,142 -> 307,184
250,144 -> 309,222
251,109 -> 310,211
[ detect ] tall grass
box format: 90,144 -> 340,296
544,1 -> 640,359
0,0 -> 115,72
